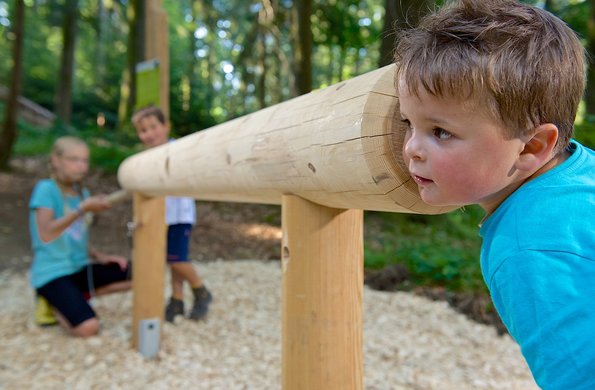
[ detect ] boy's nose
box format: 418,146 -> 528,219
403,132 -> 425,161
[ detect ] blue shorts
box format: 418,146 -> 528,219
167,224 -> 192,263
37,263 -> 130,327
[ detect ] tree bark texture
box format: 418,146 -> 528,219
0,0 -> 25,170
54,0 -> 78,125
378,0 -> 432,67
293,0 -> 312,96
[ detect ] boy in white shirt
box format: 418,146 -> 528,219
132,106 -> 212,322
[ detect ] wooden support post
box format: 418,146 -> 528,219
131,193 -> 166,350
128,0 -> 168,356
281,195 -> 364,390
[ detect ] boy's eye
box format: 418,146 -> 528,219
400,118 -> 411,129
433,127 -> 452,140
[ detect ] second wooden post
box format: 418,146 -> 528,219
281,195 -> 364,389
131,193 -> 166,352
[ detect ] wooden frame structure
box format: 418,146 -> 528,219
124,1 -> 453,386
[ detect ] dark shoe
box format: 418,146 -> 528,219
188,286 -> 212,321
165,297 -> 184,323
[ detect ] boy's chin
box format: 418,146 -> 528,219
419,194 -> 464,208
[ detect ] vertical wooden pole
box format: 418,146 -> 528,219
130,0 -> 168,352
281,195 -> 364,390
131,193 -> 166,349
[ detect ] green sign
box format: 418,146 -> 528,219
135,59 -> 160,109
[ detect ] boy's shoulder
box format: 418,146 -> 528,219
517,140 -> 594,192
484,141 -> 594,254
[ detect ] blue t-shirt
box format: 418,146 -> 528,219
480,140 -> 595,390
29,179 -> 90,288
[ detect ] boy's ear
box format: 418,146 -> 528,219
515,123 -> 559,171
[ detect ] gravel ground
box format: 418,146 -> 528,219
0,260 -> 537,390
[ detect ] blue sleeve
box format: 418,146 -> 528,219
490,250 -> 595,390
29,180 -> 61,215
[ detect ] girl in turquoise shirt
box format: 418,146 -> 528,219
30,136 -> 131,338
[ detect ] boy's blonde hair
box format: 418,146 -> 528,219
394,0 -> 586,154
131,105 -> 167,126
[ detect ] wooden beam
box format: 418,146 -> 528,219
118,65 -> 454,215
282,195 -> 363,390
131,192 -> 166,349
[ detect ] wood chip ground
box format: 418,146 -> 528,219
0,260 -> 537,389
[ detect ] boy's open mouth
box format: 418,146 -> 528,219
412,174 -> 433,185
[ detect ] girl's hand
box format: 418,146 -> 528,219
79,195 -> 111,214
95,252 -> 129,271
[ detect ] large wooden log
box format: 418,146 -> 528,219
118,64 -> 453,214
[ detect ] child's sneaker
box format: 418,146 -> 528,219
35,295 -> 58,327
188,286 -> 212,321
165,297 -> 184,323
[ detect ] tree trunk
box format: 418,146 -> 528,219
0,0 -> 25,170
95,0 -> 106,88
257,29 -> 267,109
293,0 -> 312,95
183,0 -> 199,112
54,0 -> 78,125
257,12 -> 268,109
585,0 -> 595,120
378,0 -> 431,67
118,0 -> 145,126
338,46 -> 346,81
202,0 -> 217,113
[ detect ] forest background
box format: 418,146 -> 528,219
1,0 -> 594,312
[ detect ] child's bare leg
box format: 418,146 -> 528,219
165,268 -> 187,322
171,268 -> 185,299
94,280 -> 132,296
53,309 -> 100,338
170,262 -> 203,289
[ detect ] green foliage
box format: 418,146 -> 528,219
364,206 -> 486,293
575,121 -> 595,149
13,120 -> 139,174
12,122 -> 54,157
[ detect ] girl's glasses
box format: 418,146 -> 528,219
61,156 -> 89,164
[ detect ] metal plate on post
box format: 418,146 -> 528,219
138,318 -> 161,359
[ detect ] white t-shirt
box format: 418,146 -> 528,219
165,196 -> 196,225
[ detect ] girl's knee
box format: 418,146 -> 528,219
71,318 -> 100,338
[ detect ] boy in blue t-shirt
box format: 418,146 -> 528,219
394,0 -> 595,388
